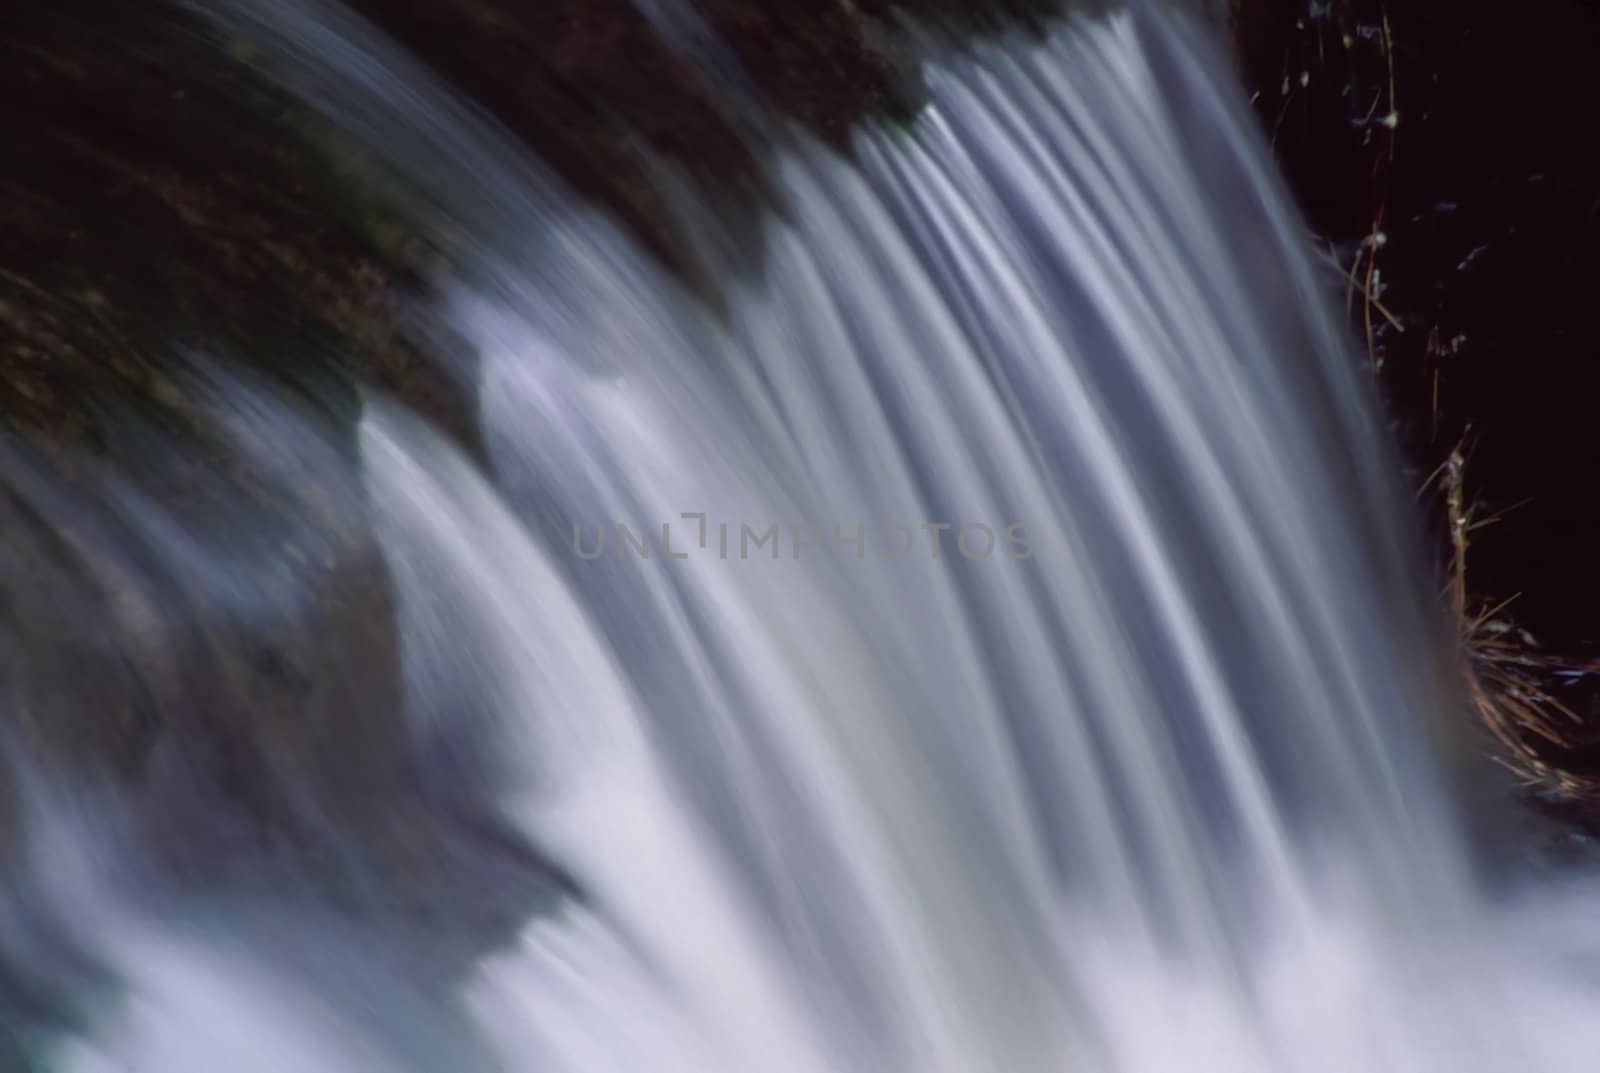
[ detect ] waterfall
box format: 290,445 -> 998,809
6,2 -> 1600,1071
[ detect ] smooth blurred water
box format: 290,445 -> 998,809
9,2 -> 1600,1071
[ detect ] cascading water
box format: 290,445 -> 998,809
6,2 -> 1600,1071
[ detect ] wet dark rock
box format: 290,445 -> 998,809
0,3 -> 453,447
0,385 -> 408,854
1,0 -> 1095,456
0,0 -> 1096,940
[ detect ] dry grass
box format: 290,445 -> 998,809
1247,1 -> 1597,797
1427,440 -> 1600,795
